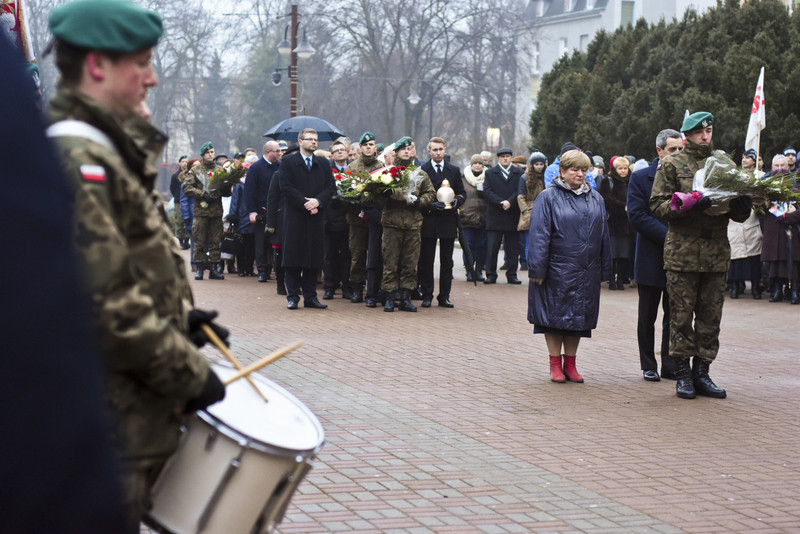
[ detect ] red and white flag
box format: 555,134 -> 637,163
744,67 -> 765,152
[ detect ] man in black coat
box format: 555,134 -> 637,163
278,129 -> 336,309
483,147 -> 524,284
245,140 -> 281,282
323,139 -> 354,300
418,136 -> 466,307
628,129 -> 682,381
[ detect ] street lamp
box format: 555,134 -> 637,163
275,2 -> 315,117
407,81 -> 433,142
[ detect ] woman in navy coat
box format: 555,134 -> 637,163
527,150 -> 612,383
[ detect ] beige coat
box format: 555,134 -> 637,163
727,210 -> 762,260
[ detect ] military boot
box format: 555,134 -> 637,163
791,280 -> 799,305
692,358 -> 726,398
208,263 -> 225,280
195,265 -> 204,280
769,278 -> 783,302
398,290 -> 417,312
350,285 -> 364,303
383,291 -> 395,312
674,358 -> 696,399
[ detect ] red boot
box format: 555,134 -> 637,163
549,355 -> 566,383
562,355 -> 584,383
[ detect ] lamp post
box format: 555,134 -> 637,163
275,2 -> 315,117
407,81 -> 433,141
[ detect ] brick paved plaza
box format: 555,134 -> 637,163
147,250 -> 800,534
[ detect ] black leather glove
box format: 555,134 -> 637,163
187,309 -> 230,348
431,201 -> 446,211
257,207 -> 267,223
695,195 -> 713,211
451,196 -> 463,209
201,192 -> 213,203
730,195 -> 752,213
184,370 -> 226,413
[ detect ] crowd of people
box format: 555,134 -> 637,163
165,113 -> 797,397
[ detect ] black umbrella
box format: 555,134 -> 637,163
263,115 -> 345,142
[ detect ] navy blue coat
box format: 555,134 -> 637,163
244,157 -> 280,215
483,164 -> 523,232
227,183 -> 253,234
627,158 -> 668,287
527,181 -> 612,331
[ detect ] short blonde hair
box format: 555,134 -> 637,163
612,156 -> 630,171
559,150 -> 591,171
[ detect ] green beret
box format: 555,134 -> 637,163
178,155 -> 188,162
376,143 -> 385,153
681,111 -> 714,133
359,131 -> 376,145
200,142 -> 214,155
49,0 -> 163,53
393,136 -> 413,151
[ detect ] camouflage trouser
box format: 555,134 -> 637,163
381,226 -> 421,293
121,459 -> 165,531
192,215 -> 223,264
171,208 -> 189,242
666,270 -> 727,363
348,224 -> 368,285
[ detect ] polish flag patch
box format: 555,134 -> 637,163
80,164 -> 106,182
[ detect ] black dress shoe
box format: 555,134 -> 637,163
365,297 -> 378,308
643,370 -> 661,381
437,298 -> 454,308
287,300 -> 299,310
304,298 -> 328,309
484,277 -> 497,284
507,276 -> 522,285
258,272 -> 267,283
323,289 -> 334,300
421,298 -> 432,308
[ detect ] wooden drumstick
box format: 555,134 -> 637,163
201,324 -> 269,403
222,340 -> 303,386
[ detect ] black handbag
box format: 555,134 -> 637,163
220,230 -> 243,258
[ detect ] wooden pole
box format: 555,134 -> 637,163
222,341 -> 303,386
201,324 -> 269,403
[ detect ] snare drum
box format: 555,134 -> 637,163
145,363 -> 324,534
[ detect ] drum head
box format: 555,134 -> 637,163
205,363 -> 324,452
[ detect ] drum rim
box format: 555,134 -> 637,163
205,361 -> 325,454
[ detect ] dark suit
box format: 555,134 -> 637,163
324,163 -> 353,295
279,152 -> 336,303
627,158 -> 674,375
244,156 -> 280,275
418,159 -> 466,301
483,164 -> 523,281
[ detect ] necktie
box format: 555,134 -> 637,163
436,164 -> 442,174
306,157 -> 312,170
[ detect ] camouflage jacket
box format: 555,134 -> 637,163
344,154 -> 384,228
650,140 -> 749,272
183,159 -> 243,217
48,88 -> 209,465
374,161 -> 436,230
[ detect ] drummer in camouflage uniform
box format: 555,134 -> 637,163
183,141 -> 245,280
47,0 -> 228,527
649,112 -> 751,400
375,136 -> 435,312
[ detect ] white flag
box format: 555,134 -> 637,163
745,67 -> 765,152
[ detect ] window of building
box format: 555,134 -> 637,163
559,37 -> 569,57
532,42 -> 540,74
579,34 -> 589,51
536,0 -> 545,16
586,0 -> 595,8
621,0 -> 634,26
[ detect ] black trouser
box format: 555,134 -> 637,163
236,233 -> 255,274
323,228 -> 352,292
637,283 -> 674,374
419,237 -> 454,300
253,221 -> 272,275
486,230 -> 519,280
366,220 -> 383,298
285,267 -> 318,303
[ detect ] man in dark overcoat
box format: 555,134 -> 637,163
418,136 -> 466,307
483,147 -> 524,284
245,140 -> 281,282
627,128 -> 682,382
279,128 -> 336,309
